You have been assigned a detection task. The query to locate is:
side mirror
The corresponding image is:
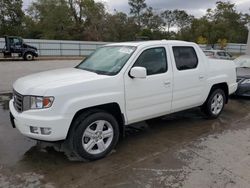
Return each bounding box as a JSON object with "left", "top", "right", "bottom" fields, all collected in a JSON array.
[{"left": 130, "top": 67, "right": 147, "bottom": 79}]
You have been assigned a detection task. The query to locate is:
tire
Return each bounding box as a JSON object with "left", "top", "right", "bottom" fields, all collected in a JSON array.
[
  {"left": 202, "top": 89, "right": 226, "bottom": 119},
  {"left": 24, "top": 52, "right": 34, "bottom": 61},
  {"left": 69, "top": 111, "right": 120, "bottom": 161}
]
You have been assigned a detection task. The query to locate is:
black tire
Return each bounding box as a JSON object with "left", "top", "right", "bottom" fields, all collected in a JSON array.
[
  {"left": 202, "top": 89, "right": 226, "bottom": 119},
  {"left": 69, "top": 111, "right": 120, "bottom": 161},
  {"left": 24, "top": 52, "right": 34, "bottom": 61}
]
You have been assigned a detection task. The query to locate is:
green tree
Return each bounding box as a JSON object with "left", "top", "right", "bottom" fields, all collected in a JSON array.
[
  {"left": 128, "top": 0, "right": 147, "bottom": 27},
  {"left": 104, "top": 12, "right": 138, "bottom": 41},
  {"left": 173, "top": 10, "right": 194, "bottom": 30},
  {"left": 81, "top": 0, "right": 106, "bottom": 41},
  {"left": 67, "top": 0, "right": 106, "bottom": 40},
  {"left": 141, "top": 7, "right": 163, "bottom": 31},
  {"left": 171, "top": 10, "right": 194, "bottom": 40},
  {"left": 1, "top": 0, "right": 248, "bottom": 44},
  {"left": 27, "top": 0, "right": 72, "bottom": 39},
  {"left": 206, "top": 1, "right": 248, "bottom": 44},
  {"left": 0, "top": 0, "right": 24, "bottom": 36},
  {"left": 27, "top": 0, "right": 107, "bottom": 40},
  {"left": 197, "top": 36, "right": 208, "bottom": 44},
  {"left": 161, "top": 10, "right": 176, "bottom": 33},
  {"left": 183, "top": 1, "right": 249, "bottom": 45}
]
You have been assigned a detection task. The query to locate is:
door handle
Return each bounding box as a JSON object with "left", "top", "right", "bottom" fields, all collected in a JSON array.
[
  {"left": 199, "top": 75, "right": 205, "bottom": 80},
  {"left": 164, "top": 81, "right": 171, "bottom": 86}
]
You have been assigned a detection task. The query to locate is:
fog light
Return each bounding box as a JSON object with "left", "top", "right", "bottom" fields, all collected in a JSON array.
[
  {"left": 40, "top": 128, "right": 52, "bottom": 135},
  {"left": 30, "top": 126, "right": 39, "bottom": 134}
]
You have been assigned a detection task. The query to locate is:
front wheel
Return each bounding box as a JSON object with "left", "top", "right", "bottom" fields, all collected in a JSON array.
[
  {"left": 70, "top": 111, "right": 120, "bottom": 161},
  {"left": 24, "top": 52, "right": 34, "bottom": 61},
  {"left": 202, "top": 89, "right": 226, "bottom": 119}
]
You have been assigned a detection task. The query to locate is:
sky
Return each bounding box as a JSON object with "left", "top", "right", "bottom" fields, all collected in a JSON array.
[{"left": 23, "top": 0, "right": 250, "bottom": 18}]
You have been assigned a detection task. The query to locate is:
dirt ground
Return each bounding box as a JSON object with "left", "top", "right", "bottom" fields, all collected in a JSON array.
[{"left": 0, "top": 92, "right": 250, "bottom": 188}]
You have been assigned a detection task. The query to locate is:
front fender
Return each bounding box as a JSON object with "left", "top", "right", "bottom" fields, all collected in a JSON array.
[{"left": 60, "top": 92, "right": 126, "bottom": 120}]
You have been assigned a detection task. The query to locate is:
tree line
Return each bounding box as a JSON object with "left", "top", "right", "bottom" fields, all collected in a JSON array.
[{"left": 0, "top": 0, "right": 249, "bottom": 45}]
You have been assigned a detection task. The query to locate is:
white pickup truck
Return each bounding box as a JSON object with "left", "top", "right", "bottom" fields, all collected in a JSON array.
[{"left": 9, "top": 40, "right": 237, "bottom": 160}]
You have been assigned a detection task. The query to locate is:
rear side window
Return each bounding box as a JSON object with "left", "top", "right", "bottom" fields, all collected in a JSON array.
[
  {"left": 217, "top": 52, "right": 227, "bottom": 57},
  {"left": 133, "top": 47, "right": 167, "bottom": 75},
  {"left": 173, "top": 47, "right": 198, "bottom": 71},
  {"left": 204, "top": 51, "right": 214, "bottom": 57}
]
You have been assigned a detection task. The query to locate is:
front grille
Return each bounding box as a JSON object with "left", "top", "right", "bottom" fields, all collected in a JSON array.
[{"left": 13, "top": 90, "right": 23, "bottom": 113}]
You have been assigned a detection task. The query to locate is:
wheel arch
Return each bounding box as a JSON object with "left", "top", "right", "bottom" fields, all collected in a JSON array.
[
  {"left": 66, "top": 103, "right": 125, "bottom": 140},
  {"left": 206, "top": 82, "right": 229, "bottom": 104},
  {"left": 22, "top": 50, "right": 36, "bottom": 58}
]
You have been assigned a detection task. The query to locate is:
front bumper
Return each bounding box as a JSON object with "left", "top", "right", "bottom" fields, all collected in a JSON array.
[{"left": 9, "top": 99, "right": 72, "bottom": 141}]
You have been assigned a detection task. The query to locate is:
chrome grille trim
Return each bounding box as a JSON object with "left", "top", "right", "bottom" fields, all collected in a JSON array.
[{"left": 13, "top": 90, "right": 23, "bottom": 113}]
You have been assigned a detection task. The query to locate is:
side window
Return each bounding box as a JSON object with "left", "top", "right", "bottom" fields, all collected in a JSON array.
[
  {"left": 173, "top": 47, "right": 198, "bottom": 71},
  {"left": 9, "top": 38, "right": 14, "bottom": 45},
  {"left": 133, "top": 47, "right": 167, "bottom": 75},
  {"left": 13, "top": 38, "right": 21, "bottom": 45},
  {"left": 217, "top": 52, "right": 226, "bottom": 57},
  {"left": 13, "top": 38, "right": 22, "bottom": 46},
  {"left": 204, "top": 51, "right": 214, "bottom": 57}
]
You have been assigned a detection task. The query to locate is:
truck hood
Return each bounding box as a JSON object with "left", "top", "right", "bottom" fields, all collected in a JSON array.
[
  {"left": 23, "top": 43, "right": 37, "bottom": 51},
  {"left": 13, "top": 68, "right": 107, "bottom": 95}
]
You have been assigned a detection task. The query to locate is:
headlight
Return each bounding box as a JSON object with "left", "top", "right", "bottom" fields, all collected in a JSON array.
[
  {"left": 30, "top": 96, "right": 43, "bottom": 109},
  {"left": 23, "top": 96, "right": 54, "bottom": 111},
  {"left": 241, "top": 79, "right": 250, "bottom": 85}
]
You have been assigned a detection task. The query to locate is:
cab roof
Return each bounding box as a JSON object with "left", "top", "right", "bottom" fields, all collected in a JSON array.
[{"left": 106, "top": 40, "right": 195, "bottom": 48}]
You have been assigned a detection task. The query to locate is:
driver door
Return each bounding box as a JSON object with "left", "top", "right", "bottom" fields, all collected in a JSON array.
[
  {"left": 124, "top": 46, "right": 173, "bottom": 124},
  {"left": 9, "top": 37, "right": 22, "bottom": 54}
]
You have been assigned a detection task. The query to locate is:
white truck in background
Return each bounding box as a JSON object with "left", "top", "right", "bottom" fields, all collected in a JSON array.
[{"left": 9, "top": 40, "right": 237, "bottom": 161}]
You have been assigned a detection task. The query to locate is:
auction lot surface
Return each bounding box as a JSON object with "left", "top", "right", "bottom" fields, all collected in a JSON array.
[
  {"left": 0, "top": 59, "right": 81, "bottom": 93},
  {"left": 1, "top": 61, "right": 250, "bottom": 188}
]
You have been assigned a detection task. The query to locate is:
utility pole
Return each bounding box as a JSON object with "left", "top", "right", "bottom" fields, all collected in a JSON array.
[{"left": 247, "top": 23, "right": 250, "bottom": 55}]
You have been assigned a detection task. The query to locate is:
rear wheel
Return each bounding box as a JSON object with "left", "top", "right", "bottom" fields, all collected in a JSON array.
[
  {"left": 202, "top": 89, "right": 226, "bottom": 119},
  {"left": 24, "top": 52, "right": 34, "bottom": 61},
  {"left": 69, "top": 111, "right": 120, "bottom": 161}
]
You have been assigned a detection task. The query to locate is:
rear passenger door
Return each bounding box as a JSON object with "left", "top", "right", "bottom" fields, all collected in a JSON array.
[{"left": 170, "top": 45, "right": 206, "bottom": 112}]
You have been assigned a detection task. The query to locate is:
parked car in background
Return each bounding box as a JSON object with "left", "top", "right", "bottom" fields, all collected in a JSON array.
[
  {"left": 234, "top": 55, "right": 250, "bottom": 97},
  {"left": 203, "top": 50, "right": 233, "bottom": 60},
  {"left": 9, "top": 40, "right": 237, "bottom": 161}
]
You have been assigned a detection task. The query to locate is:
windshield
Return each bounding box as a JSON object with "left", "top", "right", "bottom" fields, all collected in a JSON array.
[
  {"left": 234, "top": 55, "right": 250, "bottom": 68},
  {"left": 77, "top": 46, "right": 136, "bottom": 75}
]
